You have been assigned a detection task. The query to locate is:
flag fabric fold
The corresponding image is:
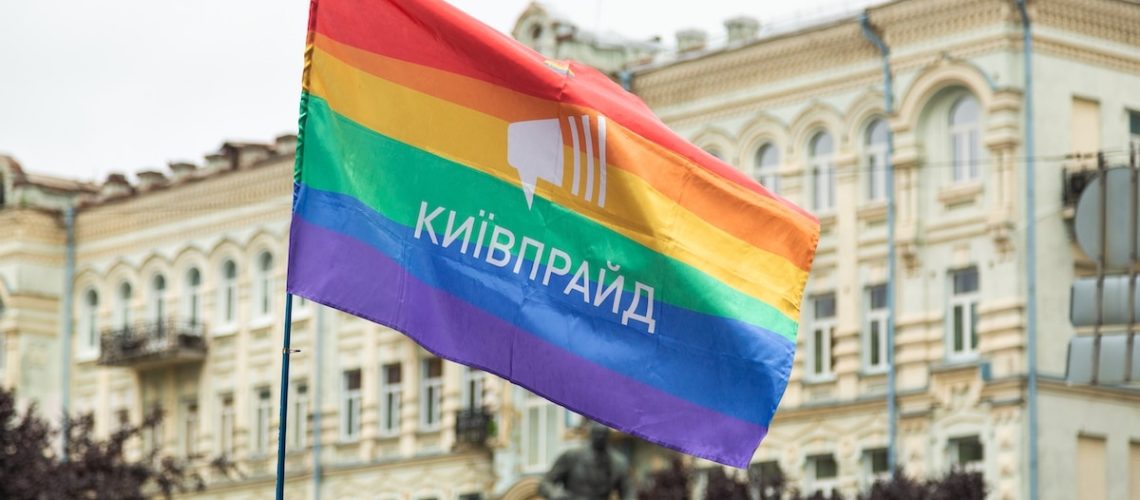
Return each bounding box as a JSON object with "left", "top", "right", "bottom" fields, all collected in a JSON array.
[{"left": 288, "top": 0, "right": 819, "bottom": 468}]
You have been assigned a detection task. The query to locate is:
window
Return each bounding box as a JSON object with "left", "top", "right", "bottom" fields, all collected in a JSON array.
[
  {"left": 749, "top": 461, "right": 783, "bottom": 499},
  {"left": 420, "top": 358, "right": 443, "bottom": 431},
  {"left": 704, "top": 147, "right": 723, "bottom": 160},
  {"left": 864, "top": 285, "right": 888, "bottom": 373},
  {"left": 461, "top": 367, "right": 485, "bottom": 410},
  {"left": 80, "top": 289, "right": 99, "bottom": 355},
  {"left": 949, "top": 95, "right": 981, "bottom": 182},
  {"left": 150, "top": 274, "right": 166, "bottom": 333},
  {"left": 144, "top": 402, "right": 164, "bottom": 453},
  {"left": 948, "top": 436, "right": 984, "bottom": 473},
  {"left": 948, "top": 267, "right": 980, "bottom": 360},
  {"left": 806, "top": 454, "right": 839, "bottom": 495},
  {"left": 341, "top": 369, "right": 362, "bottom": 441},
  {"left": 254, "top": 387, "right": 272, "bottom": 454},
  {"left": 380, "top": 363, "right": 402, "bottom": 436},
  {"left": 219, "top": 394, "right": 235, "bottom": 457},
  {"left": 184, "top": 268, "right": 202, "bottom": 327},
  {"left": 219, "top": 260, "right": 237, "bottom": 326},
  {"left": 457, "top": 494, "right": 484, "bottom": 500},
  {"left": 809, "top": 132, "right": 836, "bottom": 213},
  {"left": 1129, "top": 110, "right": 1139, "bottom": 164},
  {"left": 115, "top": 282, "right": 132, "bottom": 331},
  {"left": 290, "top": 382, "right": 309, "bottom": 449},
  {"left": 180, "top": 400, "right": 199, "bottom": 457},
  {"left": 863, "top": 448, "right": 889, "bottom": 487},
  {"left": 522, "top": 391, "right": 563, "bottom": 472},
  {"left": 806, "top": 293, "right": 836, "bottom": 379},
  {"left": 256, "top": 252, "right": 273, "bottom": 319},
  {"left": 1077, "top": 435, "right": 1107, "bottom": 500},
  {"left": 865, "top": 119, "right": 889, "bottom": 201},
  {"left": 753, "top": 143, "right": 780, "bottom": 193}
]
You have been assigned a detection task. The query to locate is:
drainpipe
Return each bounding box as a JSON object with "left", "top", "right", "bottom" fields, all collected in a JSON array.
[
  {"left": 312, "top": 304, "right": 325, "bottom": 500},
  {"left": 61, "top": 203, "right": 76, "bottom": 460},
  {"left": 859, "top": 12, "right": 898, "bottom": 477},
  {"left": 619, "top": 70, "right": 632, "bottom": 92},
  {"left": 1015, "top": 1, "right": 1039, "bottom": 499}
]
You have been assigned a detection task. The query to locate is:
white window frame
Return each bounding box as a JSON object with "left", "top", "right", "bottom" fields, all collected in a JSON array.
[
  {"left": 218, "top": 260, "right": 238, "bottom": 328},
  {"left": 865, "top": 119, "right": 889, "bottom": 202},
  {"left": 950, "top": 95, "right": 981, "bottom": 183},
  {"left": 521, "top": 391, "right": 563, "bottom": 473},
  {"left": 255, "top": 252, "right": 274, "bottom": 320},
  {"left": 864, "top": 284, "right": 888, "bottom": 374},
  {"left": 254, "top": 387, "right": 272, "bottom": 455},
  {"left": 341, "top": 369, "right": 362, "bottom": 441},
  {"left": 948, "top": 435, "right": 985, "bottom": 474},
  {"left": 805, "top": 293, "right": 836, "bottom": 381},
  {"left": 184, "top": 268, "right": 202, "bottom": 327},
  {"left": 809, "top": 132, "right": 836, "bottom": 213},
  {"left": 380, "top": 362, "right": 402, "bottom": 437},
  {"left": 753, "top": 143, "right": 780, "bottom": 194},
  {"left": 806, "top": 454, "right": 839, "bottom": 495},
  {"left": 290, "top": 381, "right": 309, "bottom": 449},
  {"left": 180, "top": 399, "right": 199, "bottom": 458},
  {"left": 419, "top": 358, "right": 443, "bottom": 432},
  {"left": 947, "top": 267, "right": 980, "bottom": 361},
  {"left": 861, "top": 448, "right": 890, "bottom": 489},
  {"left": 219, "top": 393, "right": 235, "bottom": 457},
  {"left": 149, "top": 274, "right": 166, "bottom": 329},
  {"left": 461, "top": 367, "right": 485, "bottom": 410}
]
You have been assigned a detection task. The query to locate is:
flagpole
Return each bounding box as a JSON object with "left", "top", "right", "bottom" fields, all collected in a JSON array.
[{"left": 274, "top": 293, "right": 295, "bottom": 499}]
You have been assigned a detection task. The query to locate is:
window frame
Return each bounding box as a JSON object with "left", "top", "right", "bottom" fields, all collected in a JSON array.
[
  {"left": 753, "top": 142, "right": 781, "bottom": 194},
  {"left": 521, "top": 390, "right": 563, "bottom": 473},
  {"left": 184, "top": 267, "right": 202, "bottom": 327},
  {"left": 806, "top": 453, "right": 839, "bottom": 495},
  {"left": 115, "top": 281, "right": 133, "bottom": 331},
  {"left": 946, "top": 267, "right": 980, "bottom": 361},
  {"left": 805, "top": 293, "right": 836, "bottom": 381},
  {"left": 461, "top": 366, "right": 485, "bottom": 410},
  {"left": 255, "top": 251, "right": 274, "bottom": 320},
  {"left": 180, "top": 399, "right": 199, "bottom": 458},
  {"left": 948, "top": 435, "right": 985, "bottom": 474},
  {"left": 219, "top": 393, "right": 235, "bottom": 457},
  {"left": 218, "top": 260, "right": 238, "bottom": 327},
  {"left": 79, "top": 288, "right": 100, "bottom": 356},
  {"left": 809, "top": 131, "right": 836, "bottom": 214},
  {"left": 864, "top": 284, "right": 889, "bottom": 374},
  {"left": 949, "top": 95, "right": 981, "bottom": 183},
  {"left": 149, "top": 274, "right": 167, "bottom": 329},
  {"left": 341, "top": 368, "right": 363, "bottom": 441},
  {"left": 419, "top": 358, "right": 443, "bottom": 432},
  {"left": 380, "top": 362, "right": 403, "bottom": 437},
  {"left": 290, "top": 381, "right": 309, "bottom": 449},
  {"left": 254, "top": 386, "right": 272, "bottom": 455},
  {"left": 864, "top": 119, "right": 889, "bottom": 202}
]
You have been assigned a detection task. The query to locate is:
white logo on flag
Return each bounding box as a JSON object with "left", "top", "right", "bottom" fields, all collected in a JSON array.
[{"left": 507, "top": 115, "right": 607, "bottom": 209}]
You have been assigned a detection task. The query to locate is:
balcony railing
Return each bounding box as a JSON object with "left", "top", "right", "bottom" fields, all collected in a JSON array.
[
  {"left": 98, "top": 320, "right": 207, "bottom": 369},
  {"left": 455, "top": 407, "right": 493, "bottom": 447}
]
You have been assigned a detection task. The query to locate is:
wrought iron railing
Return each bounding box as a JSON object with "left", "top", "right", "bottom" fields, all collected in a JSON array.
[
  {"left": 98, "top": 320, "right": 207, "bottom": 367},
  {"left": 455, "top": 407, "right": 493, "bottom": 447}
]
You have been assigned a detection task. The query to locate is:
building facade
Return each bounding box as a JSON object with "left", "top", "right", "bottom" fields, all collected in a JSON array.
[{"left": 565, "top": 0, "right": 1138, "bottom": 498}]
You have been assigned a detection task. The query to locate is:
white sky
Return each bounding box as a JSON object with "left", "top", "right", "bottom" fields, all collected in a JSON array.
[{"left": 0, "top": 0, "right": 877, "bottom": 181}]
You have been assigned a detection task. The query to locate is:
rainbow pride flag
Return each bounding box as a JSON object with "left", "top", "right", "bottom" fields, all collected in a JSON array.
[{"left": 287, "top": 0, "right": 819, "bottom": 467}]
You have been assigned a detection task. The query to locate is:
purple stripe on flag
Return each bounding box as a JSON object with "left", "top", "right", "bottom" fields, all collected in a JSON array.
[{"left": 288, "top": 215, "right": 767, "bottom": 467}]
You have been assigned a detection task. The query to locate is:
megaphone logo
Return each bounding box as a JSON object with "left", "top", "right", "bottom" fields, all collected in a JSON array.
[{"left": 507, "top": 115, "right": 607, "bottom": 209}]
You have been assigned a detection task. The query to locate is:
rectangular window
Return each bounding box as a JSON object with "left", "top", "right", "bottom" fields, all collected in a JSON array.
[
  {"left": 219, "top": 394, "right": 235, "bottom": 457},
  {"left": 290, "top": 382, "right": 308, "bottom": 449},
  {"left": 420, "top": 358, "right": 443, "bottom": 431},
  {"left": 812, "top": 162, "right": 836, "bottom": 212},
  {"left": 181, "top": 400, "right": 199, "bottom": 457},
  {"left": 1130, "top": 110, "right": 1140, "bottom": 165},
  {"left": 949, "top": 435, "right": 984, "bottom": 473},
  {"left": 1077, "top": 435, "right": 1107, "bottom": 500},
  {"left": 1071, "top": 97, "right": 1101, "bottom": 168},
  {"left": 522, "top": 391, "right": 563, "bottom": 472},
  {"left": 255, "top": 387, "right": 272, "bottom": 454},
  {"left": 462, "top": 367, "right": 485, "bottom": 409},
  {"left": 807, "top": 454, "right": 839, "bottom": 495},
  {"left": 341, "top": 369, "right": 362, "bottom": 441},
  {"left": 380, "top": 363, "right": 402, "bottom": 437},
  {"left": 863, "top": 448, "right": 889, "bottom": 487},
  {"left": 807, "top": 293, "right": 836, "bottom": 379},
  {"left": 948, "top": 267, "right": 980, "bottom": 360},
  {"left": 866, "top": 146, "right": 887, "bottom": 202},
  {"left": 749, "top": 461, "right": 782, "bottom": 500},
  {"left": 865, "top": 285, "right": 888, "bottom": 373}
]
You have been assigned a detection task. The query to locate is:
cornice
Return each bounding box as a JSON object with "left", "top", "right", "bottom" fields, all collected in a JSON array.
[
  {"left": 1035, "top": 34, "right": 1140, "bottom": 74},
  {"left": 1035, "top": 0, "right": 1140, "bottom": 49}
]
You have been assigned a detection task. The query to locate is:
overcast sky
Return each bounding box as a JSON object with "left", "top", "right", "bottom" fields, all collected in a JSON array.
[{"left": 0, "top": 0, "right": 878, "bottom": 181}]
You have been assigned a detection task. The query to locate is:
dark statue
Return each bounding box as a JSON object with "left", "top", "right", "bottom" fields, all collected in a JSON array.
[{"left": 539, "top": 422, "right": 633, "bottom": 500}]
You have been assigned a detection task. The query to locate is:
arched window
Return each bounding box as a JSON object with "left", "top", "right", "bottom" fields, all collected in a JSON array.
[
  {"left": 809, "top": 131, "right": 835, "bottom": 212},
  {"left": 256, "top": 252, "right": 273, "bottom": 318},
  {"left": 865, "top": 119, "right": 889, "bottom": 201},
  {"left": 184, "top": 268, "right": 202, "bottom": 327},
  {"left": 753, "top": 143, "right": 780, "bottom": 193},
  {"left": 949, "top": 95, "right": 981, "bottom": 182},
  {"left": 150, "top": 274, "right": 166, "bottom": 327},
  {"left": 116, "top": 282, "right": 132, "bottom": 332},
  {"left": 704, "top": 147, "right": 723, "bottom": 160},
  {"left": 81, "top": 289, "right": 99, "bottom": 353},
  {"left": 219, "top": 260, "right": 237, "bottom": 325}
]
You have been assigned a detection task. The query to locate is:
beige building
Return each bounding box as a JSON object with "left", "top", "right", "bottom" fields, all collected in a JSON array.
[{"left": 520, "top": 0, "right": 1140, "bottom": 498}]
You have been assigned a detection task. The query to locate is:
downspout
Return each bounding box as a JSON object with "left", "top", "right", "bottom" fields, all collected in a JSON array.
[
  {"left": 859, "top": 12, "right": 898, "bottom": 477},
  {"left": 312, "top": 304, "right": 325, "bottom": 500},
  {"left": 619, "top": 69, "right": 632, "bottom": 92},
  {"left": 1015, "top": 2, "right": 1039, "bottom": 499},
  {"left": 61, "top": 203, "right": 75, "bottom": 460}
]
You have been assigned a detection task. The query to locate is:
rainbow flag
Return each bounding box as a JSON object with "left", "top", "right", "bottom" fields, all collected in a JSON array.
[{"left": 287, "top": 0, "right": 819, "bottom": 467}]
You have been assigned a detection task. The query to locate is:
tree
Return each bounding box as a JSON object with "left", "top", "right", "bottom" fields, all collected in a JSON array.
[{"left": 0, "top": 387, "right": 203, "bottom": 499}]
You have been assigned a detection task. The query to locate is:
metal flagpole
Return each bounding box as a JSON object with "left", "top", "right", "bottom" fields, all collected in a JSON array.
[{"left": 274, "top": 294, "right": 295, "bottom": 499}]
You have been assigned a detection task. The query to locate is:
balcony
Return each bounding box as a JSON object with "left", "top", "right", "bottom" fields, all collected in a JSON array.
[
  {"left": 98, "top": 321, "right": 207, "bottom": 369},
  {"left": 455, "top": 407, "right": 493, "bottom": 447}
]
